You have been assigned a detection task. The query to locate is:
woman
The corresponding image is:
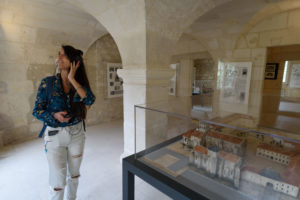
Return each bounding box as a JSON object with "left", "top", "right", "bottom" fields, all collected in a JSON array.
[{"left": 33, "top": 45, "right": 95, "bottom": 200}]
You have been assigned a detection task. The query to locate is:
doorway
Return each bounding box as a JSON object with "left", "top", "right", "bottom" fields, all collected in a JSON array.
[
  {"left": 192, "top": 59, "right": 214, "bottom": 113},
  {"left": 260, "top": 45, "right": 300, "bottom": 133}
]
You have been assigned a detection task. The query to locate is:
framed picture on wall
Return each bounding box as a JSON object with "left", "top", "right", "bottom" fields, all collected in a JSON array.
[
  {"left": 289, "top": 63, "right": 300, "bottom": 88},
  {"left": 169, "top": 63, "right": 179, "bottom": 96},
  {"left": 218, "top": 61, "right": 252, "bottom": 114},
  {"left": 107, "top": 63, "right": 123, "bottom": 98},
  {"left": 265, "top": 63, "right": 279, "bottom": 80}
]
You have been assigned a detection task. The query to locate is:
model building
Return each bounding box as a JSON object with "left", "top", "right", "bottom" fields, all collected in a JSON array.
[
  {"left": 205, "top": 132, "right": 247, "bottom": 156},
  {"left": 178, "top": 124, "right": 300, "bottom": 198},
  {"left": 189, "top": 145, "right": 242, "bottom": 187},
  {"left": 242, "top": 167, "right": 299, "bottom": 198},
  {"left": 182, "top": 129, "right": 205, "bottom": 148},
  {"left": 189, "top": 145, "right": 218, "bottom": 176},
  {"left": 256, "top": 142, "right": 293, "bottom": 165},
  {"left": 218, "top": 151, "right": 242, "bottom": 188}
]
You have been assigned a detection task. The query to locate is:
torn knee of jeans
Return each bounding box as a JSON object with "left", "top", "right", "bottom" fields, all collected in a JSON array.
[
  {"left": 72, "top": 154, "right": 82, "bottom": 158},
  {"left": 72, "top": 175, "right": 80, "bottom": 179},
  {"left": 54, "top": 188, "right": 63, "bottom": 191}
]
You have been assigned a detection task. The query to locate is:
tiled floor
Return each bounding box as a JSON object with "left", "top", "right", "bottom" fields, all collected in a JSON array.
[{"left": 0, "top": 120, "right": 171, "bottom": 200}]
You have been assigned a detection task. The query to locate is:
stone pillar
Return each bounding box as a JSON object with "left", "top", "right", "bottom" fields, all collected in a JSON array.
[
  {"left": 118, "top": 68, "right": 173, "bottom": 157},
  {"left": 176, "top": 59, "right": 194, "bottom": 115},
  {"left": 66, "top": 0, "right": 231, "bottom": 159},
  {"left": 169, "top": 59, "right": 194, "bottom": 116}
]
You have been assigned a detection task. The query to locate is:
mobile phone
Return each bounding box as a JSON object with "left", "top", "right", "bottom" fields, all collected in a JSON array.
[
  {"left": 64, "top": 114, "right": 72, "bottom": 118},
  {"left": 48, "top": 130, "right": 59, "bottom": 136}
]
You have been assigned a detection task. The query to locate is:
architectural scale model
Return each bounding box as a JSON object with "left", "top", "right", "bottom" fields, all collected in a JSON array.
[
  {"left": 242, "top": 166, "right": 300, "bottom": 198},
  {"left": 206, "top": 131, "right": 246, "bottom": 157},
  {"left": 183, "top": 126, "right": 247, "bottom": 156},
  {"left": 242, "top": 142, "right": 300, "bottom": 198},
  {"left": 189, "top": 145, "right": 242, "bottom": 188},
  {"left": 256, "top": 143, "right": 292, "bottom": 165},
  {"left": 217, "top": 150, "right": 241, "bottom": 188},
  {"left": 189, "top": 145, "right": 218, "bottom": 176},
  {"left": 182, "top": 125, "right": 300, "bottom": 198},
  {"left": 182, "top": 129, "right": 205, "bottom": 148},
  {"left": 185, "top": 124, "right": 244, "bottom": 188}
]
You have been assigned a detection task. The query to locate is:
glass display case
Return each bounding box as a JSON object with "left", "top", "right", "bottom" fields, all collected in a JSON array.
[{"left": 123, "top": 102, "right": 300, "bottom": 200}]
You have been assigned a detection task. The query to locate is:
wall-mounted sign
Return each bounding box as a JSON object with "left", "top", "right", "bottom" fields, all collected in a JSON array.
[
  {"left": 289, "top": 64, "right": 300, "bottom": 88},
  {"left": 107, "top": 63, "right": 123, "bottom": 98},
  {"left": 218, "top": 61, "right": 252, "bottom": 114},
  {"left": 265, "top": 63, "right": 279, "bottom": 80},
  {"left": 169, "top": 63, "right": 179, "bottom": 96}
]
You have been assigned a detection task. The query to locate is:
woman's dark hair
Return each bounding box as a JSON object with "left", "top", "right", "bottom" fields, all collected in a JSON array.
[{"left": 62, "top": 45, "right": 92, "bottom": 120}]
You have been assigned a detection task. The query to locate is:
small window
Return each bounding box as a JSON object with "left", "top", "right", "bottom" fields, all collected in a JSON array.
[{"left": 283, "top": 61, "right": 289, "bottom": 83}]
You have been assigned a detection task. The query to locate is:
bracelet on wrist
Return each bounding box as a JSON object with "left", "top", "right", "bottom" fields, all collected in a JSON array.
[{"left": 75, "top": 86, "right": 83, "bottom": 91}]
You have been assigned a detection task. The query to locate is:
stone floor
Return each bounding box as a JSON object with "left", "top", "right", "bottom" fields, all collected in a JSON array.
[{"left": 0, "top": 120, "right": 171, "bottom": 200}]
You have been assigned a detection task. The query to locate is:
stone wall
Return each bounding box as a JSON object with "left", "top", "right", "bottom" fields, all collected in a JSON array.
[
  {"left": 189, "top": 8, "right": 300, "bottom": 128},
  {"left": 194, "top": 59, "right": 214, "bottom": 81},
  {"left": 230, "top": 8, "right": 300, "bottom": 124},
  {"left": 260, "top": 45, "right": 300, "bottom": 132},
  {"left": 84, "top": 34, "right": 123, "bottom": 125},
  {"left": 169, "top": 51, "right": 212, "bottom": 115}
]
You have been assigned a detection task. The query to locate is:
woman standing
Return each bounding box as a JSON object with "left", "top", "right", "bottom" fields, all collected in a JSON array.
[{"left": 33, "top": 45, "right": 95, "bottom": 200}]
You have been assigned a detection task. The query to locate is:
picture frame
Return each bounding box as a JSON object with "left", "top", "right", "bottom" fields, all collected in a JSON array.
[
  {"left": 218, "top": 61, "right": 252, "bottom": 114},
  {"left": 289, "top": 63, "right": 300, "bottom": 88},
  {"left": 169, "top": 63, "right": 179, "bottom": 96},
  {"left": 107, "top": 63, "right": 123, "bottom": 98},
  {"left": 265, "top": 63, "right": 279, "bottom": 80}
]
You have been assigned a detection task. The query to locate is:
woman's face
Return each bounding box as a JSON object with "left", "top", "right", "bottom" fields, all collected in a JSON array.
[{"left": 57, "top": 48, "right": 71, "bottom": 70}]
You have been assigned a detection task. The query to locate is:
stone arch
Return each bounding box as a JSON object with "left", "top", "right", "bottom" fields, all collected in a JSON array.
[
  {"left": 239, "top": 0, "right": 300, "bottom": 38},
  {"left": 172, "top": 0, "right": 300, "bottom": 123},
  {"left": 0, "top": 0, "right": 109, "bottom": 145},
  {"left": 177, "top": 0, "right": 300, "bottom": 60},
  {"left": 84, "top": 34, "right": 123, "bottom": 125},
  {"left": 65, "top": 0, "right": 147, "bottom": 67},
  {"left": 236, "top": 6, "right": 300, "bottom": 49}
]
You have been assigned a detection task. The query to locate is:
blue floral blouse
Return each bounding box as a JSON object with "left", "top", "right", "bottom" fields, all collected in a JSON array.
[{"left": 32, "top": 74, "right": 95, "bottom": 128}]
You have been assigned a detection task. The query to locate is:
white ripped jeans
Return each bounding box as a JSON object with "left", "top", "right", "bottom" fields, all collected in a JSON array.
[{"left": 44, "top": 122, "right": 85, "bottom": 200}]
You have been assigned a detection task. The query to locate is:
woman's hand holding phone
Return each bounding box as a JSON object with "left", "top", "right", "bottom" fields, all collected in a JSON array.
[{"left": 54, "top": 111, "right": 71, "bottom": 123}]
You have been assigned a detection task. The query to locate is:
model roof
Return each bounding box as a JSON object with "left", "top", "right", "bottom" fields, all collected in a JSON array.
[
  {"left": 194, "top": 145, "right": 208, "bottom": 154},
  {"left": 242, "top": 166, "right": 260, "bottom": 174},
  {"left": 260, "top": 168, "right": 281, "bottom": 181},
  {"left": 257, "top": 143, "right": 295, "bottom": 156},
  {"left": 191, "top": 131, "right": 205, "bottom": 139},
  {"left": 183, "top": 129, "right": 205, "bottom": 139},
  {"left": 283, "top": 155, "right": 300, "bottom": 187},
  {"left": 207, "top": 131, "right": 244, "bottom": 144},
  {"left": 218, "top": 150, "right": 241, "bottom": 163},
  {"left": 208, "top": 145, "right": 219, "bottom": 152},
  {"left": 183, "top": 129, "right": 193, "bottom": 138},
  {"left": 243, "top": 156, "right": 300, "bottom": 187}
]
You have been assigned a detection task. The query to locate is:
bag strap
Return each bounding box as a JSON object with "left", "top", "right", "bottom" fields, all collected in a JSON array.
[
  {"left": 38, "top": 76, "right": 55, "bottom": 138},
  {"left": 83, "top": 120, "right": 86, "bottom": 132}
]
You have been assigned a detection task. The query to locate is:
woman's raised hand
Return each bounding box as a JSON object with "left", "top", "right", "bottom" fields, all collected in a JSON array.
[{"left": 68, "top": 61, "right": 80, "bottom": 81}]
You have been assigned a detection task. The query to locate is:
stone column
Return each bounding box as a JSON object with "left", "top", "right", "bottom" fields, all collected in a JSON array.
[
  {"left": 118, "top": 68, "right": 173, "bottom": 157},
  {"left": 176, "top": 59, "right": 194, "bottom": 115},
  {"left": 66, "top": 0, "right": 230, "bottom": 159}
]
